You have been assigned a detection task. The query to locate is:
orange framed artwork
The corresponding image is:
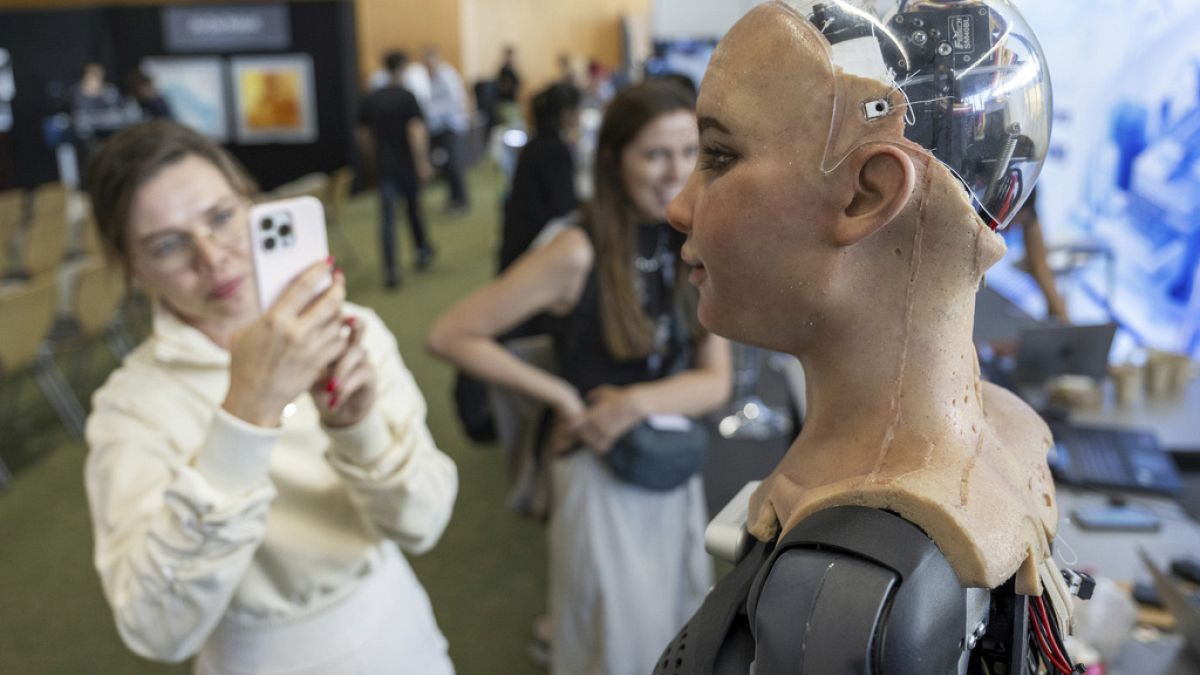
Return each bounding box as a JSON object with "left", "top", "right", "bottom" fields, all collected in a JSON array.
[{"left": 231, "top": 54, "right": 317, "bottom": 144}]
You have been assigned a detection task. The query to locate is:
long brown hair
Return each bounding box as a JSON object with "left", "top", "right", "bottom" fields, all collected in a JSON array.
[
  {"left": 584, "top": 80, "right": 703, "bottom": 360},
  {"left": 86, "top": 119, "right": 257, "bottom": 265}
]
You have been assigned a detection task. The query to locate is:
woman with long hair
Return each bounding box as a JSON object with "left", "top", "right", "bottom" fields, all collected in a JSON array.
[{"left": 429, "top": 81, "right": 731, "bottom": 674}]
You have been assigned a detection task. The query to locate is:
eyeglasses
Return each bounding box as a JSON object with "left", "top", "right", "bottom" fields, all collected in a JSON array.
[{"left": 136, "top": 200, "right": 249, "bottom": 275}]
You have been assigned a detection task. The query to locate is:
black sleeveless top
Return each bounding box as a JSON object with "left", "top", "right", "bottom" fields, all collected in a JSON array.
[{"left": 546, "top": 221, "right": 691, "bottom": 396}]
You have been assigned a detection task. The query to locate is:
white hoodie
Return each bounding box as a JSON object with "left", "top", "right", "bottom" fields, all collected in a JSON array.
[{"left": 84, "top": 303, "right": 458, "bottom": 663}]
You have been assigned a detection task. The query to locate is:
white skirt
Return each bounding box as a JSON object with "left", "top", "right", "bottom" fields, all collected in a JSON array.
[
  {"left": 194, "top": 546, "right": 453, "bottom": 675},
  {"left": 549, "top": 450, "right": 712, "bottom": 675}
]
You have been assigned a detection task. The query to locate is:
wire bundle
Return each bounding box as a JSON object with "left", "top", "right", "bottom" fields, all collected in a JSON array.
[
  {"left": 1027, "top": 593, "right": 1085, "bottom": 674},
  {"left": 987, "top": 167, "right": 1023, "bottom": 230}
]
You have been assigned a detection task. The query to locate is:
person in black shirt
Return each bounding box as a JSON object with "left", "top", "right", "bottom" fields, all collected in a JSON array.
[
  {"left": 498, "top": 83, "right": 581, "bottom": 272},
  {"left": 126, "top": 70, "right": 173, "bottom": 120},
  {"left": 359, "top": 51, "right": 435, "bottom": 289},
  {"left": 496, "top": 46, "right": 520, "bottom": 104},
  {"left": 72, "top": 62, "right": 134, "bottom": 181}
]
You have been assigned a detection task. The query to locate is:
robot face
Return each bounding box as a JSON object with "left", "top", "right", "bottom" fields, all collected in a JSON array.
[{"left": 778, "top": 0, "right": 1052, "bottom": 230}]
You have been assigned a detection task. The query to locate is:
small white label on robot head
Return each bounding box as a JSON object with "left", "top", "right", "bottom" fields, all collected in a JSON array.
[{"left": 863, "top": 98, "right": 892, "bottom": 120}]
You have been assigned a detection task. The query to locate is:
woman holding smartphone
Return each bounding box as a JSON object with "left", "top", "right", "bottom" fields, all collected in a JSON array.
[
  {"left": 83, "top": 120, "right": 457, "bottom": 674},
  {"left": 428, "top": 81, "right": 732, "bottom": 675}
]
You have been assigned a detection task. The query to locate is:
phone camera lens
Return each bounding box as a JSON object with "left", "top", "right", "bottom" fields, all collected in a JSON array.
[
  {"left": 279, "top": 224, "right": 293, "bottom": 238},
  {"left": 260, "top": 217, "right": 274, "bottom": 231},
  {"left": 263, "top": 237, "right": 276, "bottom": 251}
]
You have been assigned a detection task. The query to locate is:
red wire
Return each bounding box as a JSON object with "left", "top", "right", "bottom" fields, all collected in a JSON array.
[
  {"left": 1000, "top": 170, "right": 1020, "bottom": 216},
  {"left": 988, "top": 170, "right": 1022, "bottom": 231},
  {"left": 1035, "top": 596, "right": 1073, "bottom": 671},
  {"left": 1028, "top": 603, "right": 1072, "bottom": 674},
  {"left": 1038, "top": 605, "right": 1073, "bottom": 674}
]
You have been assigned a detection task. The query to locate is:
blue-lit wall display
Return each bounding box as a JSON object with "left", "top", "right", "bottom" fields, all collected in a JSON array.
[
  {"left": 993, "top": 0, "right": 1200, "bottom": 360},
  {"left": 644, "top": 39, "right": 717, "bottom": 92}
]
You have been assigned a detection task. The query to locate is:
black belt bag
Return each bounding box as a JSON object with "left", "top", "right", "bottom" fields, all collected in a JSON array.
[{"left": 605, "top": 417, "right": 708, "bottom": 491}]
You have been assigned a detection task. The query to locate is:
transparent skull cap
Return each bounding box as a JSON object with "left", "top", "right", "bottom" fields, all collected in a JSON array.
[{"left": 778, "top": 0, "right": 1052, "bottom": 230}]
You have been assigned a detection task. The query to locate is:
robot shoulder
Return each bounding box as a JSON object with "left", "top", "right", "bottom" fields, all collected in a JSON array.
[{"left": 747, "top": 505, "right": 980, "bottom": 675}]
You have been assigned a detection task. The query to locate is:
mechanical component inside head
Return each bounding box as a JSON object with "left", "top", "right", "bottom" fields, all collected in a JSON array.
[{"left": 784, "top": 0, "right": 1052, "bottom": 230}]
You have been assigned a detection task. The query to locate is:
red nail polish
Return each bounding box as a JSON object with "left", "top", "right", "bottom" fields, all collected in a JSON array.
[
  {"left": 326, "top": 378, "right": 337, "bottom": 393},
  {"left": 329, "top": 393, "right": 338, "bottom": 408},
  {"left": 346, "top": 316, "right": 358, "bottom": 327},
  {"left": 326, "top": 255, "right": 335, "bottom": 265}
]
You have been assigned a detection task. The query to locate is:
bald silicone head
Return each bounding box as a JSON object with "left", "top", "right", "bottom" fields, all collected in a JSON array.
[
  {"left": 680, "top": 3, "right": 1061, "bottom": 600},
  {"left": 672, "top": 2, "right": 1002, "bottom": 354},
  {"left": 701, "top": 3, "right": 837, "bottom": 176}
]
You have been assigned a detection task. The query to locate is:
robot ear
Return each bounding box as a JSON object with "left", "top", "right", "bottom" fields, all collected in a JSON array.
[{"left": 831, "top": 143, "right": 914, "bottom": 248}]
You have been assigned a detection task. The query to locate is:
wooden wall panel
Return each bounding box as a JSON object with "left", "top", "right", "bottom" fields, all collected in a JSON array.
[
  {"left": 354, "top": 0, "right": 462, "bottom": 83},
  {"left": 458, "top": 0, "right": 651, "bottom": 102}
]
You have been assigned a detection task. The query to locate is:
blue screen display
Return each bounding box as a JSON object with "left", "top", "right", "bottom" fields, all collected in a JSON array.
[
  {"left": 993, "top": 0, "right": 1200, "bottom": 360},
  {"left": 644, "top": 39, "right": 718, "bottom": 94}
]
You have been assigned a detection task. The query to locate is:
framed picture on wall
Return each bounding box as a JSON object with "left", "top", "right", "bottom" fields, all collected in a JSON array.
[
  {"left": 230, "top": 54, "right": 317, "bottom": 144},
  {"left": 141, "top": 57, "right": 228, "bottom": 141}
]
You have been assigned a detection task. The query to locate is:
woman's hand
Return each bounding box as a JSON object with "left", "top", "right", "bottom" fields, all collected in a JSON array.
[
  {"left": 311, "top": 316, "right": 376, "bottom": 428},
  {"left": 573, "top": 385, "right": 646, "bottom": 455},
  {"left": 546, "top": 383, "right": 586, "bottom": 455},
  {"left": 222, "top": 260, "right": 347, "bottom": 427}
]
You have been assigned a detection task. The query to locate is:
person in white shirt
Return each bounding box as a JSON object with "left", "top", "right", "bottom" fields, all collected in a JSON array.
[
  {"left": 422, "top": 47, "right": 471, "bottom": 213},
  {"left": 82, "top": 119, "right": 458, "bottom": 675}
]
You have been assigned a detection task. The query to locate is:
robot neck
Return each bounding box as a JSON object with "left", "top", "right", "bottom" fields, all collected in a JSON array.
[
  {"left": 798, "top": 291, "right": 983, "bottom": 463},
  {"left": 796, "top": 165, "right": 1001, "bottom": 475}
]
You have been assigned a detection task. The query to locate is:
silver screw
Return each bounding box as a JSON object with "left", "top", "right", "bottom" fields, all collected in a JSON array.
[
  {"left": 966, "top": 621, "right": 987, "bottom": 650},
  {"left": 913, "top": 31, "right": 929, "bottom": 46},
  {"left": 938, "top": 43, "right": 953, "bottom": 56}
]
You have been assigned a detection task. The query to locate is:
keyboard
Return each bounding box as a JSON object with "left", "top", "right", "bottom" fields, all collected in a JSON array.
[{"left": 1047, "top": 422, "right": 1184, "bottom": 495}]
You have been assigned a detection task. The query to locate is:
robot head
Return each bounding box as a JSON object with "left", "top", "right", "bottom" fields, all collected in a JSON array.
[{"left": 777, "top": 0, "right": 1051, "bottom": 230}]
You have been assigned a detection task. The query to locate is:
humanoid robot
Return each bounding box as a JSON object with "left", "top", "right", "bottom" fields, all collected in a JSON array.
[{"left": 656, "top": 1, "right": 1093, "bottom": 673}]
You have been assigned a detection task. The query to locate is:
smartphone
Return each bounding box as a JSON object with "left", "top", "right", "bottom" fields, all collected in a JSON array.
[
  {"left": 1072, "top": 506, "right": 1161, "bottom": 532},
  {"left": 248, "top": 196, "right": 330, "bottom": 311}
]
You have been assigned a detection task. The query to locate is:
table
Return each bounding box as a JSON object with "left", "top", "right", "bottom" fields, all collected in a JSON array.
[
  {"left": 1056, "top": 485, "right": 1200, "bottom": 674},
  {"left": 1068, "top": 376, "right": 1200, "bottom": 454}
]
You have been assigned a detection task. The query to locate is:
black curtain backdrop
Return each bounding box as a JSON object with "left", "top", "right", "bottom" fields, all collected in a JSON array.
[
  {"left": 0, "top": 1, "right": 359, "bottom": 191},
  {"left": 0, "top": 9, "right": 113, "bottom": 189}
]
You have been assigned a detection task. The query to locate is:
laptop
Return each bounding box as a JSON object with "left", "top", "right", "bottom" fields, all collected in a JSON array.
[
  {"left": 1013, "top": 322, "right": 1118, "bottom": 383},
  {"left": 973, "top": 287, "right": 1043, "bottom": 346},
  {"left": 1047, "top": 421, "right": 1184, "bottom": 496}
]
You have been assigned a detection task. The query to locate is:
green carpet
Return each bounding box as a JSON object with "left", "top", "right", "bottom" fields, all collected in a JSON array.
[{"left": 0, "top": 167, "right": 548, "bottom": 675}]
